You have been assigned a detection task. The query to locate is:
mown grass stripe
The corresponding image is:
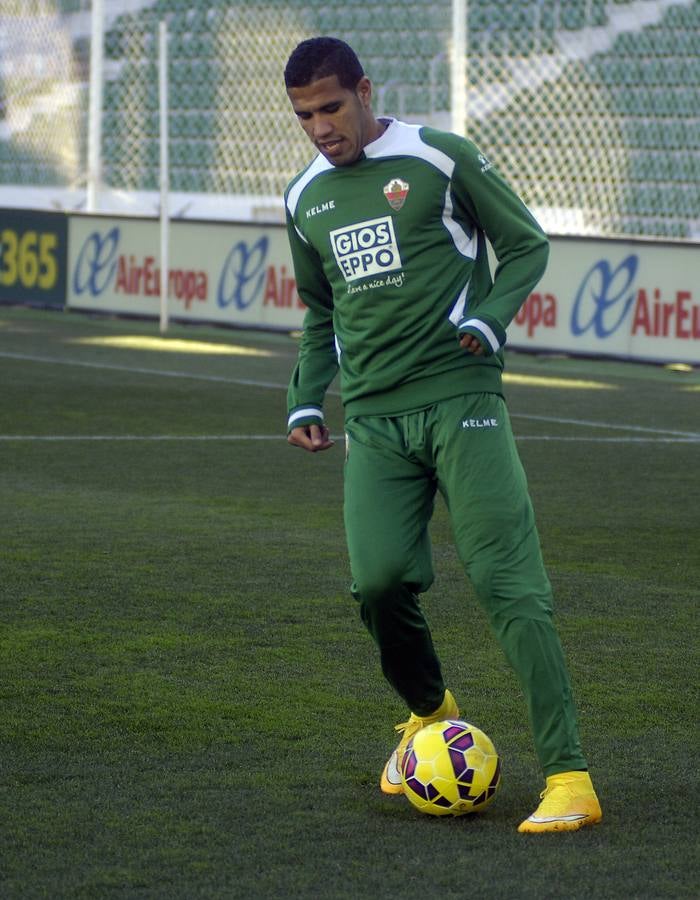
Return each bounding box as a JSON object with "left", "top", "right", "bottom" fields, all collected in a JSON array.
[{"left": 2, "top": 350, "right": 695, "bottom": 438}]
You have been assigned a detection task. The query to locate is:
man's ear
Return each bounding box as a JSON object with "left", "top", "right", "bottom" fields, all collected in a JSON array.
[{"left": 356, "top": 76, "right": 372, "bottom": 108}]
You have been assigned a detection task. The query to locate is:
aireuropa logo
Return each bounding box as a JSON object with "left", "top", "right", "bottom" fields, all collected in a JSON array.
[
  {"left": 571, "top": 255, "right": 638, "bottom": 338},
  {"left": 218, "top": 236, "right": 268, "bottom": 310},
  {"left": 329, "top": 215, "right": 402, "bottom": 282},
  {"left": 571, "top": 253, "right": 699, "bottom": 341},
  {"left": 73, "top": 226, "right": 120, "bottom": 296}
]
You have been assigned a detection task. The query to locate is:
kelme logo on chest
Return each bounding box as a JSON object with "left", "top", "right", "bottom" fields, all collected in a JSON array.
[{"left": 329, "top": 215, "right": 402, "bottom": 283}]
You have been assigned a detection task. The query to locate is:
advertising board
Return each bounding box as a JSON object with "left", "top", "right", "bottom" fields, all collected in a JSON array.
[
  {"left": 508, "top": 237, "right": 699, "bottom": 364},
  {"left": 0, "top": 208, "right": 67, "bottom": 307},
  {"left": 67, "top": 215, "right": 305, "bottom": 330},
  {"left": 67, "top": 213, "right": 699, "bottom": 364}
]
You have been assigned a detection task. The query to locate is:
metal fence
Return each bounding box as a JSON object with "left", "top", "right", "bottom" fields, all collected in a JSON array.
[{"left": 0, "top": 0, "right": 698, "bottom": 238}]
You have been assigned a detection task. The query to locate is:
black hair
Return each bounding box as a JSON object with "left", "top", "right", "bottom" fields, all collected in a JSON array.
[{"left": 284, "top": 37, "right": 365, "bottom": 91}]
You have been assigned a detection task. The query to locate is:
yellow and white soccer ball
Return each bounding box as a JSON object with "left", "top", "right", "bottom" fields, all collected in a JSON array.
[{"left": 400, "top": 719, "right": 501, "bottom": 816}]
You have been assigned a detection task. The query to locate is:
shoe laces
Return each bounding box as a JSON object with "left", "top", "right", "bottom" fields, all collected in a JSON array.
[
  {"left": 394, "top": 712, "right": 423, "bottom": 735},
  {"left": 540, "top": 771, "right": 589, "bottom": 802},
  {"left": 535, "top": 779, "right": 579, "bottom": 815}
]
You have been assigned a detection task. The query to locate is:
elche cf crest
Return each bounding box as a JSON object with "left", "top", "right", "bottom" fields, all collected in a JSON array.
[{"left": 383, "top": 178, "right": 409, "bottom": 211}]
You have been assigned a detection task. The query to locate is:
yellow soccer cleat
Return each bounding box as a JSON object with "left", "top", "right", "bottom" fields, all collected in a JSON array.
[
  {"left": 518, "top": 770, "right": 602, "bottom": 833},
  {"left": 380, "top": 689, "right": 459, "bottom": 795}
]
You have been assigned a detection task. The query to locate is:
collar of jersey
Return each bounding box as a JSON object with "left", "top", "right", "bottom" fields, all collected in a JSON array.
[{"left": 363, "top": 117, "right": 398, "bottom": 158}]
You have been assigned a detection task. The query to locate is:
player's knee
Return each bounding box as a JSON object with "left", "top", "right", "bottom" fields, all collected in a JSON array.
[
  {"left": 469, "top": 563, "right": 553, "bottom": 625},
  {"left": 352, "top": 547, "right": 433, "bottom": 598},
  {"left": 352, "top": 562, "right": 433, "bottom": 625},
  {"left": 353, "top": 577, "right": 431, "bottom": 651},
  {"left": 352, "top": 565, "right": 409, "bottom": 606}
]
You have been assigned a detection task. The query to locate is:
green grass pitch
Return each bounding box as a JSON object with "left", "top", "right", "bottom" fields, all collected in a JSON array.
[{"left": 1, "top": 305, "right": 698, "bottom": 898}]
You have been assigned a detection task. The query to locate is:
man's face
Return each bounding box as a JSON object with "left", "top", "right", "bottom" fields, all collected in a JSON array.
[{"left": 287, "top": 74, "right": 375, "bottom": 167}]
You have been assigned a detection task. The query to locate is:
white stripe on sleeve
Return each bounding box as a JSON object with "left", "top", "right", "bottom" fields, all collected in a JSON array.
[
  {"left": 448, "top": 281, "right": 470, "bottom": 325},
  {"left": 460, "top": 317, "right": 501, "bottom": 353},
  {"left": 442, "top": 185, "right": 478, "bottom": 260},
  {"left": 288, "top": 407, "right": 324, "bottom": 428}
]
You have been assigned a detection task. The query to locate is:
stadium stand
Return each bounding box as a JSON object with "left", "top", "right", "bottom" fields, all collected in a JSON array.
[{"left": 0, "top": 0, "right": 698, "bottom": 238}]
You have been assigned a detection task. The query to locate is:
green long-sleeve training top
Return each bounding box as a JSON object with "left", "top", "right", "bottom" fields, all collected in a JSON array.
[{"left": 285, "top": 118, "right": 549, "bottom": 432}]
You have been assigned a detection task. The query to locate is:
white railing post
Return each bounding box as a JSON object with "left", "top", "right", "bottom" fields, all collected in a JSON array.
[
  {"left": 451, "top": 0, "right": 467, "bottom": 136},
  {"left": 86, "top": 0, "right": 104, "bottom": 211},
  {"left": 159, "top": 19, "right": 169, "bottom": 334}
]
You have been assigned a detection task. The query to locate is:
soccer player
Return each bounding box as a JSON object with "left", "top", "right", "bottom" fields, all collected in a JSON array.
[{"left": 282, "top": 37, "right": 602, "bottom": 833}]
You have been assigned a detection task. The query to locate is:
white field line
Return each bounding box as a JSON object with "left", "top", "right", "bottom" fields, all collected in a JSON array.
[
  {"left": 0, "top": 434, "right": 697, "bottom": 445},
  {"left": 510, "top": 413, "right": 700, "bottom": 440},
  {"left": 514, "top": 435, "right": 699, "bottom": 444},
  {"left": 1, "top": 349, "right": 699, "bottom": 441},
  {"left": 0, "top": 434, "right": 283, "bottom": 441},
  {"left": 0, "top": 350, "right": 288, "bottom": 390}
]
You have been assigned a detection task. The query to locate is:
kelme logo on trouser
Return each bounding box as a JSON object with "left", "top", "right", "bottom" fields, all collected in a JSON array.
[{"left": 461, "top": 417, "right": 498, "bottom": 429}]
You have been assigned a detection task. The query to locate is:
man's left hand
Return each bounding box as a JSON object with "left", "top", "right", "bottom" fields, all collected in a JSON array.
[{"left": 459, "top": 333, "right": 485, "bottom": 355}]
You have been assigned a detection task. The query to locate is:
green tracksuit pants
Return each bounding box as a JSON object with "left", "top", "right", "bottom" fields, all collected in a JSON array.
[{"left": 344, "top": 392, "right": 587, "bottom": 776}]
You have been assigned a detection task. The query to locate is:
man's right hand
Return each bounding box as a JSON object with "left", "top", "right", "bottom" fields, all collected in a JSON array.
[{"left": 287, "top": 424, "right": 335, "bottom": 452}]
